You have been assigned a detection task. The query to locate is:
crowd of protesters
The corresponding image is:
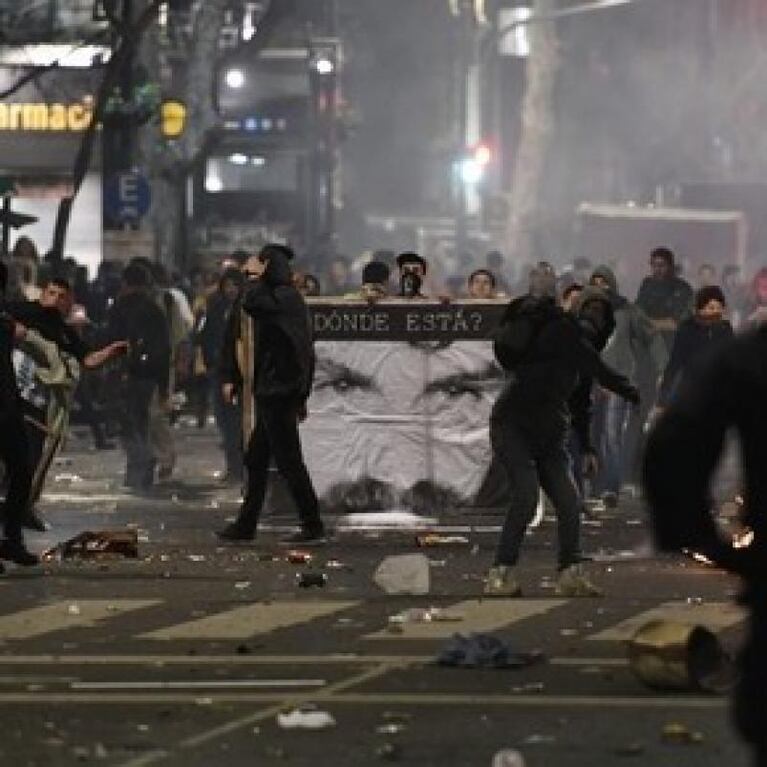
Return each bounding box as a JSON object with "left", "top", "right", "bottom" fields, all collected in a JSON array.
[{"left": 0, "top": 233, "right": 763, "bottom": 536}]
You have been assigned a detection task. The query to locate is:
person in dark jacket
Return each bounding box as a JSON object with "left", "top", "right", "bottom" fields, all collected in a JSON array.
[
  {"left": 655, "top": 285, "right": 733, "bottom": 410},
  {"left": 485, "top": 292, "right": 639, "bottom": 597},
  {"left": 636, "top": 247, "right": 694, "bottom": 351},
  {"left": 107, "top": 263, "right": 171, "bottom": 492},
  {"left": 632, "top": 247, "right": 693, "bottom": 485},
  {"left": 589, "top": 264, "right": 667, "bottom": 505},
  {"left": 195, "top": 268, "right": 244, "bottom": 482},
  {"left": 0, "top": 262, "right": 39, "bottom": 568},
  {"left": 643, "top": 328, "right": 766, "bottom": 767},
  {"left": 217, "top": 244, "right": 325, "bottom": 545}
]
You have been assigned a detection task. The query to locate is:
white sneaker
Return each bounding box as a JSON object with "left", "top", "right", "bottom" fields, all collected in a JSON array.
[
  {"left": 484, "top": 565, "right": 522, "bottom": 597},
  {"left": 555, "top": 563, "right": 603, "bottom": 597}
]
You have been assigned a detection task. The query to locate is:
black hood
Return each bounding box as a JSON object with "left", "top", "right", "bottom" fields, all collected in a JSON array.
[
  {"left": 263, "top": 250, "right": 292, "bottom": 287},
  {"left": 591, "top": 264, "right": 627, "bottom": 309},
  {"left": 575, "top": 287, "right": 616, "bottom": 351}
]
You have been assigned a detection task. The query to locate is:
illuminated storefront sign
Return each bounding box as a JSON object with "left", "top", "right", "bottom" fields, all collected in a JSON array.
[{"left": 0, "top": 99, "right": 93, "bottom": 132}]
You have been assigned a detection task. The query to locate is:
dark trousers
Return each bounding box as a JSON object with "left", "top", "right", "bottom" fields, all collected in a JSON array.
[
  {"left": 491, "top": 417, "right": 581, "bottom": 569},
  {"left": 190, "top": 373, "right": 209, "bottom": 429},
  {"left": 566, "top": 429, "right": 585, "bottom": 498},
  {"left": 211, "top": 376, "right": 242, "bottom": 478},
  {"left": 0, "top": 412, "right": 31, "bottom": 543},
  {"left": 75, "top": 374, "right": 108, "bottom": 448},
  {"left": 236, "top": 396, "right": 322, "bottom": 533},
  {"left": 624, "top": 370, "right": 657, "bottom": 485},
  {"left": 120, "top": 377, "right": 156, "bottom": 489},
  {"left": 595, "top": 390, "right": 631, "bottom": 494},
  {"left": 734, "top": 591, "right": 767, "bottom": 766}
]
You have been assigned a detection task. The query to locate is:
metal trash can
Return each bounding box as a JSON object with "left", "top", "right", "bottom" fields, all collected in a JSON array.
[{"left": 628, "top": 619, "right": 734, "bottom": 693}]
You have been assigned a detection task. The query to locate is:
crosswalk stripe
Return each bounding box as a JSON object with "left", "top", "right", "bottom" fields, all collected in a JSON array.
[
  {"left": 365, "top": 599, "right": 568, "bottom": 641},
  {"left": 587, "top": 601, "right": 746, "bottom": 641},
  {"left": 139, "top": 601, "right": 357, "bottom": 640},
  {"left": 0, "top": 600, "right": 161, "bottom": 640}
]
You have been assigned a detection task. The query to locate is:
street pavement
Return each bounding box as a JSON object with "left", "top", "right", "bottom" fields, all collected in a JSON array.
[{"left": 0, "top": 421, "right": 752, "bottom": 767}]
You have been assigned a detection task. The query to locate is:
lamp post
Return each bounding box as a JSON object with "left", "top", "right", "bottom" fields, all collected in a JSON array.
[{"left": 454, "top": 0, "right": 474, "bottom": 260}]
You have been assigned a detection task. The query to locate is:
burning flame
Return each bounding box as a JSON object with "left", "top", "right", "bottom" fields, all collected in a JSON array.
[{"left": 732, "top": 528, "right": 754, "bottom": 550}]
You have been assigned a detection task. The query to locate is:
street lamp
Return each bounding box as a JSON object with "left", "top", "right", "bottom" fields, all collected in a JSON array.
[
  {"left": 459, "top": 157, "right": 485, "bottom": 185},
  {"left": 225, "top": 68, "right": 245, "bottom": 89},
  {"left": 313, "top": 56, "right": 335, "bottom": 75}
]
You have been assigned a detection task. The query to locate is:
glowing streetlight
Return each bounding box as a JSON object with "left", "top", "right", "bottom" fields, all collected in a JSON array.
[
  {"left": 313, "top": 57, "right": 334, "bottom": 75},
  {"left": 225, "top": 68, "right": 245, "bottom": 89}
]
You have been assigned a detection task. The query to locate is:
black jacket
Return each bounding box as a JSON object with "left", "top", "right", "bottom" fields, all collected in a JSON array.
[
  {"left": 657, "top": 316, "right": 733, "bottom": 407},
  {"left": 241, "top": 252, "right": 314, "bottom": 401},
  {"left": 636, "top": 275, "right": 693, "bottom": 350},
  {"left": 0, "top": 310, "right": 21, "bottom": 416},
  {"left": 492, "top": 298, "right": 638, "bottom": 448},
  {"left": 196, "top": 291, "right": 236, "bottom": 372},
  {"left": 107, "top": 290, "right": 171, "bottom": 390},
  {"left": 636, "top": 275, "right": 693, "bottom": 321},
  {"left": 644, "top": 326, "right": 767, "bottom": 578},
  {"left": 5, "top": 300, "right": 89, "bottom": 362}
]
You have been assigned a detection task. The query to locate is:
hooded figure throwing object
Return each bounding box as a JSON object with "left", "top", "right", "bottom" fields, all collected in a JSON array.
[{"left": 486, "top": 291, "right": 639, "bottom": 597}]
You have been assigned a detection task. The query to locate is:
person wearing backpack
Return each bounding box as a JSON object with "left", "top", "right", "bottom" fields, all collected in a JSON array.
[
  {"left": 485, "top": 287, "right": 639, "bottom": 597},
  {"left": 106, "top": 263, "right": 171, "bottom": 492}
]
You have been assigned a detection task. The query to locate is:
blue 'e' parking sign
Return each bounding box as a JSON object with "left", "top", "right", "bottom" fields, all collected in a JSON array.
[{"left": 103, "top": 172, "right": 151, "bottom": 222}]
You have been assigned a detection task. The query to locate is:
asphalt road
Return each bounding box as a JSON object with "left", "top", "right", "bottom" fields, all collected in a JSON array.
[{"left": 0, "top": 422, "right": 751, "bottom": 767}]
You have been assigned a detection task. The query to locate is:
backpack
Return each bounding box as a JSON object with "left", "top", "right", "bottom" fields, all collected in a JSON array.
[{"left": 492, "top": 296, "right": 555, "bottom": 371}]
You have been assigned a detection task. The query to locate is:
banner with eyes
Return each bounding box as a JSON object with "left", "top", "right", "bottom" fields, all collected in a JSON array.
[{"left": 300, "top": 339, "right": 507, "bottom": 516}]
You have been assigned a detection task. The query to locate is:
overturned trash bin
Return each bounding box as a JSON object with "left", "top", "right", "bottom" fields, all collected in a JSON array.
[
  {"left": 42, "top": 529, "right": 139, "bottom": 562},
  {"left": 628, "top": 620, "right": 735, "bottom": 693}
]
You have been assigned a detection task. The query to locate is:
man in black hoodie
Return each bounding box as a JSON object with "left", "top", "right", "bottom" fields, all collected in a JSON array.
[
  {"left": 0, "top": 262, "right": 39, "bottom": 568},
  {"left": 217, "top": 244, "right": 324, "bottom": 545},
  {"left": 485, "top": 289, "right": 639, "bottom": 597}
]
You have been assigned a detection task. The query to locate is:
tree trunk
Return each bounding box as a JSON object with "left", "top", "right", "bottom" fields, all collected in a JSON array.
[
  {"left": 504, "top": 0, "right": 560, "bottom": 265},
  {"left": 146, "top": 0, "right": 229, "bottom": 269}
]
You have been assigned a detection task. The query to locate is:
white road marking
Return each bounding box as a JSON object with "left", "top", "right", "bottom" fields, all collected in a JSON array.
[
  {"left": 139, "top": 601, "right": 357, "bottom": 640},
  {"left": 0, "top": 654, "right": 629, "bottom": 666},
  {"left": 41, "top": 493, "right": 128, "bottom": 503},
  {"left": 0, "top": 600, "right": 161, "bottom": 640},
  {"left": 70, "top": 679, "right": 326, "bottom": 690},
  {"left": 0, "top": 692, "right": 725, "bottom": 710},
  {"left": 588, "top": 600, "right": 746, "bottom": 641},
  {"left": 365, "top": 598, "right": 567, "bottom": 640}
]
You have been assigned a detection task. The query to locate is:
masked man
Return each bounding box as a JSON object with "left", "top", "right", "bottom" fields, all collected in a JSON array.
[{"left": 218, "top": 244, "right": 325, "bottom": 545}]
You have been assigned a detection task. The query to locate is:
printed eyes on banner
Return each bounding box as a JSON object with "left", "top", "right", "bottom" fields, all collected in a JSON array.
[
  {"left": 314, "top": 361, "right": 377, "bottom": 395},
  {"left": 420, "top": 364, "right": 504, "bottom": 403},
  {"left": 423, "top": 375, "right": 483, "bottom": 401}
]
